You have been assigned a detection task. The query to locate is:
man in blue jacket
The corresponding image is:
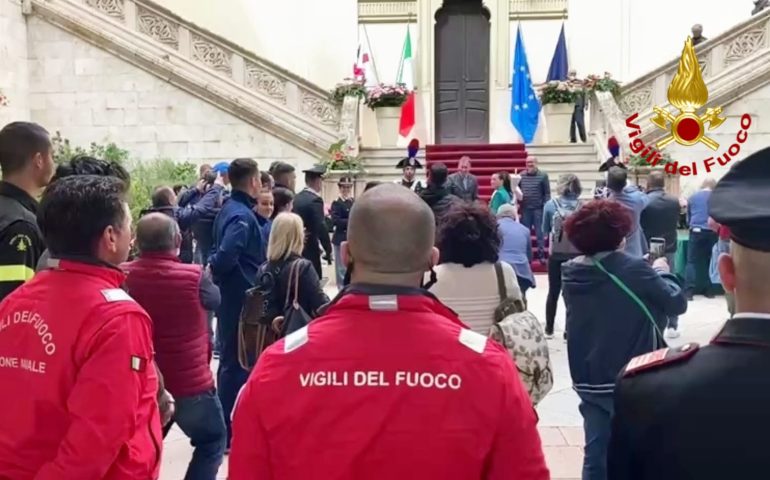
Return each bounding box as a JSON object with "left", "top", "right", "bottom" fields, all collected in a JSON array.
[
  {"left": 208, "top": 158, "right": 264, "bottom": 448},
  {"left": 180, "top": 162, "right": 230, "bottom": 265}
]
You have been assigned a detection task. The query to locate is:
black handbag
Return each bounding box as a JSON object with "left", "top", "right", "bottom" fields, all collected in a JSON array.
[{"left": 280, "top": 260, "right": 312, "bottom": 337}]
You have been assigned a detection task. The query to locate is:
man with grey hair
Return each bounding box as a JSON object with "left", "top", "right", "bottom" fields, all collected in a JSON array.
[
  {"left": 230, "top": 183, "right": 549, "bottom": 479},
  {"left": 691, "top": 23, "right": 707, "bottom": 45},
  {"left": 122, "top": 213, "right": 226, "bottom": 479},
  {"left": 448, "top": 156, "right": 479, "bottom": 202}
]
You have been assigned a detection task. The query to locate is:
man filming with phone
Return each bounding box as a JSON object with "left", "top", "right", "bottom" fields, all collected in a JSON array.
[{"left": 641, "top": 171, "right": 682, "bottom": 338}]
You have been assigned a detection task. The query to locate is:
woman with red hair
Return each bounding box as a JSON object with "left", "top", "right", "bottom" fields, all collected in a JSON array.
[{"left": 560, "top": 199, "right": 687, "bottom": 480}]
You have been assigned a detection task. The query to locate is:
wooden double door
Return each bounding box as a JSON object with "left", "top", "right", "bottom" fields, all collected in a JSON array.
[{"left": 435, "top": 0, "right": 490, "bottom": 144}]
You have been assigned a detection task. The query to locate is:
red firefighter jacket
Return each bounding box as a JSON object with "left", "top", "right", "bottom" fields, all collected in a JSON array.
[
  {"left": 0, "top": 259, "right": 162, "bottom": 480},
  {"left": 229, "top": 285, "right": 549, "bottom": 480}
]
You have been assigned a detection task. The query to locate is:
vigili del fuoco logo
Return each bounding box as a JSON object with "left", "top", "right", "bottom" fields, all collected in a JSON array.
[{"left": 624, "top": 36, "right": 751, "bottom": 176}]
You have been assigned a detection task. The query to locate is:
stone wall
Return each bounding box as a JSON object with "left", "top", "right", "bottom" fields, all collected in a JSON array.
[
  {"left": 0, "top": 0, "right": 30, "bottom": 125},
  {"left": 25, "top": 16, "right": 316, "bottom": 173}
]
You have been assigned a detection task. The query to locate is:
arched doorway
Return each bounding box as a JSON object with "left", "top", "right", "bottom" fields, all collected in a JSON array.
[{"left": 434, "top": 0, "right": 490, "bottom": 144}]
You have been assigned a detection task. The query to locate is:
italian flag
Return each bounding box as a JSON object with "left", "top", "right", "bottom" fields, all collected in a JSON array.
[{"left": 397, "top": 29, "right": 415, "bottom": 138}]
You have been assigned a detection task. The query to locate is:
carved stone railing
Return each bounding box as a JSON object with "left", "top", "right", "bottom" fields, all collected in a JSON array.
[
  {"left": 590, "top": 8, "right": 770, "bottom": 150},
  {"left": 358, "top": 0, "right": 567, "bottom": 23},
  {"left": 590, "top": 91, "right": 629, "bottom": 163},
  {"left": 509, "top": 0, "right": 568, "bottom": 19},
  {"left": 618, "top": 8, "right": 770, "bottom": 121},
  {"left": 32, "top": 0, "right": 341, "bottom": 155}
]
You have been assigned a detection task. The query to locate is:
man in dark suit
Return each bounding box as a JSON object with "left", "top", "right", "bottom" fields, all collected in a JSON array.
[
  {"left": 608, "top": 147, "right": 770, "bottom": 480},
  {"left": 447, "top": 156, "right": 478, "bottom": 202},
  {"left": 568, "top": 70, "right": 587, "bottom": 143},
  {"left": 293, "top": 165, "right": 332, "bottom": 277},
  {"left": 640, "top": 170, "right": 682, "bottom": 338}
]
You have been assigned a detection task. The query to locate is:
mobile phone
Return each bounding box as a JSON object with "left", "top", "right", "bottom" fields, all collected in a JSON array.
[{"left": 649, "top": 237, "right": 666, "bottom": 261}]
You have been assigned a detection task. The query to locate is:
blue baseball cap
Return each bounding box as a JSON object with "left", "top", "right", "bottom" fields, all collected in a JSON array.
[{"left": 212, "top": 161, "right": 230, "bottom": 174}]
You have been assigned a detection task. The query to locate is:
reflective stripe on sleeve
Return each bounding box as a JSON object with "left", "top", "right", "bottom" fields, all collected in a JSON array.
[{"left": 0, "top": 264, "right": 35, "bottom": 282}]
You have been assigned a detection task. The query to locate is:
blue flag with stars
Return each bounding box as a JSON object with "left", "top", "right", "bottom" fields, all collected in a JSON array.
[{"left": 510, "top": 25, "right": 540, "bottom": 143}]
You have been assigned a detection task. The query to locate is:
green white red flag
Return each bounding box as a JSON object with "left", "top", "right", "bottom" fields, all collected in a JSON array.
[{"left": 397, "top": 29, "right": 415, "bottom": 138}]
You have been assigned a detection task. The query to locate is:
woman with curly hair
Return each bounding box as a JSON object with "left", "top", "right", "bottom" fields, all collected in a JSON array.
[
  {"left": 429, "top": 201, "right": 523, "bottom": 335},
  {"left": 561, "top": 199, "right": 687, "bottom": 480}
]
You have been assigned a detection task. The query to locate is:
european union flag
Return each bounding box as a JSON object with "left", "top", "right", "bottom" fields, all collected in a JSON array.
[
  {"left": 546, "top": 23, "right": 569, "bottom": 82},
  {"left": 510, "top": 25, "right": 541, "bottom": 144}
]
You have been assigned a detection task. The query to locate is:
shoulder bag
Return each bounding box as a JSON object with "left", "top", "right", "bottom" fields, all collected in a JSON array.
[
  {"left": 488, "top": 262, "right": 553, "bottom": 405},
  {"left": 280, "top": 259, "right": 313, "bottom": 337},
  {"left": 237, "top": 265, "right": 279, "bottom": 370}
]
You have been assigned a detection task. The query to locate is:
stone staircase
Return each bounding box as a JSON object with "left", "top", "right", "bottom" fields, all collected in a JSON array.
[{"left": 28, "top": 0, "right": 342, "bottom": 157}]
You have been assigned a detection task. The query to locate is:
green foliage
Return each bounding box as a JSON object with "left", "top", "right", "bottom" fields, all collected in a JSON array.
[
  {"left": 329, "top": 79, "right": 367, "bottom": 105},
  {"left": 628, "top": 150, "right": 673, "bottom": 167},
  {"left": 52, "top": 133, "right": 197, "bottom": 221},
  {"left": 322, "top": 139, "right": 361, "bottom": 171},
  {"left": 539, "top": 81, "right": 578, "bottom": 105}
]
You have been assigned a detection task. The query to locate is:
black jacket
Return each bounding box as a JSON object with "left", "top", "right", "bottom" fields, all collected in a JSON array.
[
  {"left": 293, "top": 188, "right": 332, "bottom": 275},
  {"left": 0, "top": 182, "right": 45, "bottom": 301},
  {"left": 640, "top": 189, "right": 680, "bottom": 254},
  {"left": 609, "top": 315, "right": 770, "bottom": 480},
  {"left": 330, "top": 197, "right": 354, "bottom": 246},
  {"left": 259, "top": 254, "right": 329, "bottom": 325},
  {"left": 419, "top": 184, "right": 459, "bottom": 223}
]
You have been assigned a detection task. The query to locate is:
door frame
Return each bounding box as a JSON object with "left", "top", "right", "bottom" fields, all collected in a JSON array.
[
  {"left": 434, "top": 1, "right": 491, "bottom": 144},
  {"left": 417, "top": 0, "right": 511, "bottom": 144}
]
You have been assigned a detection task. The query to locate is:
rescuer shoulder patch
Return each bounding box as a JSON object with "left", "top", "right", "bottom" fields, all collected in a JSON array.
[
  {"left": 102, "top": 289, "right": 134, "bottom": 303},
  {"left": 284, "top": 325, "right": 309, "bottom": 353},
  {"left": 459, "top": 329, "right": 487, "bottom": 354},
  {"left": 130, "top": 355, "right": 147, "bottom": 372}
]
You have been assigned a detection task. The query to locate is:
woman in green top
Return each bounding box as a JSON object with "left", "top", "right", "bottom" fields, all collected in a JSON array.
[{"left": 489, "top": 171, "right": 513, "bottom": 214}]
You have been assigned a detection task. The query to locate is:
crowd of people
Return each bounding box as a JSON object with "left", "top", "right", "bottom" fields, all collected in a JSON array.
[{"left": 0, "top": 119, "right": 768, "bottom": 480}]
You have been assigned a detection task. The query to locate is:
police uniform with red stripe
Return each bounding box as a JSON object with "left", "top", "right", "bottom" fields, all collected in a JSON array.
[
  {"left": 0, "top": 259, "right": 162, "bottom": 480},
  {"left": 608, "top": 147, "right": 770, "bottom": 480},
  {"left": 229, "top": 285, "right": 549, "bottom": 480}
]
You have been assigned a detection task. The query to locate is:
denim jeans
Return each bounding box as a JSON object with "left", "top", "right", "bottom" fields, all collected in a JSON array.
[
  {"left": 333, "top": 244, "right": 346, "bottom": 287},
  {"left": 171, "top": 390, "right": 227, "bottom": 480},
  {"left": 577, "top": 391, "right": 615, "bottom": 480},
  {"left": 521, "top": 208, "right": 545, "bottom": 258}
]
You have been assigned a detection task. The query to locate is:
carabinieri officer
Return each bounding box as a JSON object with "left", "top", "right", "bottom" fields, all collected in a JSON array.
[{"left": 608, "top": 146, "right": 770, "bottom": 480}]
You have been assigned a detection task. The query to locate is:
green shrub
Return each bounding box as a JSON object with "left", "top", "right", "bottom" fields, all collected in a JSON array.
[{"left": 52, "top": 133, "right": 197, "bottom": 221}]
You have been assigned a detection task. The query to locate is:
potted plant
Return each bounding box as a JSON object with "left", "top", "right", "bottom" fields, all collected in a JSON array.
[
  {"left": 539, "top": 80, "right": 578, "bottom": 143},
  {"left": 329, "top": 78, "right": 367, "bottom": 105},
  {"left": 0, "top": 91, "right": 8, "bottom": 107},
  {"left": 627, "top": 151, "right": 680, "bottom": 197},
  {"left": 323, "top": 140, "right": 361, "bottom": 173},
  {"left": 584, "top": 72, "right": 622, "bottom": 100},
  {"left": 366, "top": 83, "right": 408, "bottom": 147}
]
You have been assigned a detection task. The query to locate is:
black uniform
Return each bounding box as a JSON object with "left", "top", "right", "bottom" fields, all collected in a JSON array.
[
  {"left": 608, "top": 145, "right": 770, "bottom": 480},
  {"left": 293, "top": 187, "right": 332, "bottom": 277},
  {"left": 0, "top": 182, "right": 45, "bottom": 301},
  {"left": 330, "top": 197, "right": 353, "bottom": 246}
]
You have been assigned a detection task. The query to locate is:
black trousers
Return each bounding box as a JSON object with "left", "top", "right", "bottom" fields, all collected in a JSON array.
[
  {"left": 685, "top": 229, "right": 718, "bottom": 296},
  {"left": 570, "top": 108, "right": 586, "bottom": 142},
  {"left": 546, "top": 253, "right": 577, "bottom": 334}
]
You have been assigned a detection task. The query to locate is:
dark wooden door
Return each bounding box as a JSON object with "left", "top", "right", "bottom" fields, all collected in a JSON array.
[{"left": 435, "top": 1, "right": 490, "bottom": 144}]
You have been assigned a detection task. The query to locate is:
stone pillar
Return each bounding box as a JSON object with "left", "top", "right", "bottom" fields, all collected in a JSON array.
[{"left": 0, "top": 0, "right": 30, "bottom": 125}]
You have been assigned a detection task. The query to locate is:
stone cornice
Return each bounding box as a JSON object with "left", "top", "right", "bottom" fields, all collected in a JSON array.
[{"left": 358, "top": 0, "right": 567, "bottom": 24}]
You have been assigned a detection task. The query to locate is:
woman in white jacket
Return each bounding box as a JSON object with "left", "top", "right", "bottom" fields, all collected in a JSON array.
[{"left": 429, "top": 201, "right": 523, "bottom": 335}]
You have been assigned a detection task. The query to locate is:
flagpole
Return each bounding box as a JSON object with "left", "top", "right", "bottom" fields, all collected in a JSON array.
[
  {"left": 396, "top": 22, "right": 410, "bottom": 83},
  {"left": 362, "top": 24, "right": 381, "bottom": 85}
]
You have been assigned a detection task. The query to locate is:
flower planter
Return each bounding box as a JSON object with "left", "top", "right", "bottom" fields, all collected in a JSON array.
[
  {"left": 629, "top": 166, "right": 681, "bottom": 197},
  {"left": 543, "top": 103, "right": 574, "bottom": 144},
  {"left": 375, "top": 106, "right": 402, "bottom": 147}
]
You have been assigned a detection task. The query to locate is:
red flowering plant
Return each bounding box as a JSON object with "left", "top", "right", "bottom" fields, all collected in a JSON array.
[
  {"left": 0, "top": 90, "right": 8, "bottom": 107},
  {"left": 324, "top": 140, "right": 361, "bottom": 171},
  {"left": 365, "top": 83, "right": 409, "bottom": 109}
]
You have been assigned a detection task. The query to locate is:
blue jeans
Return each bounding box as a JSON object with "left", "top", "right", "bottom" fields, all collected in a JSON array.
[
  {"left": 174, "top": 390, "right": 227, "bottom": 480},
  {"left": 521, "top": 208, "right": 544, "bottom": 258},
  {"left": 577, "top": 391, "right": 615, "bottom": 480},
  {"left": 333, "top": 244, "right": 346, "bottom": 287},
  {"left": 216, "top": 289, "right": 250, "bottom": 446}
]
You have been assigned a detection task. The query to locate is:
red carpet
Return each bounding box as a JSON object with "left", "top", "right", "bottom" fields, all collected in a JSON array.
[{"left": 425, "top": 143, "right": 547, "bottom": 273}]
